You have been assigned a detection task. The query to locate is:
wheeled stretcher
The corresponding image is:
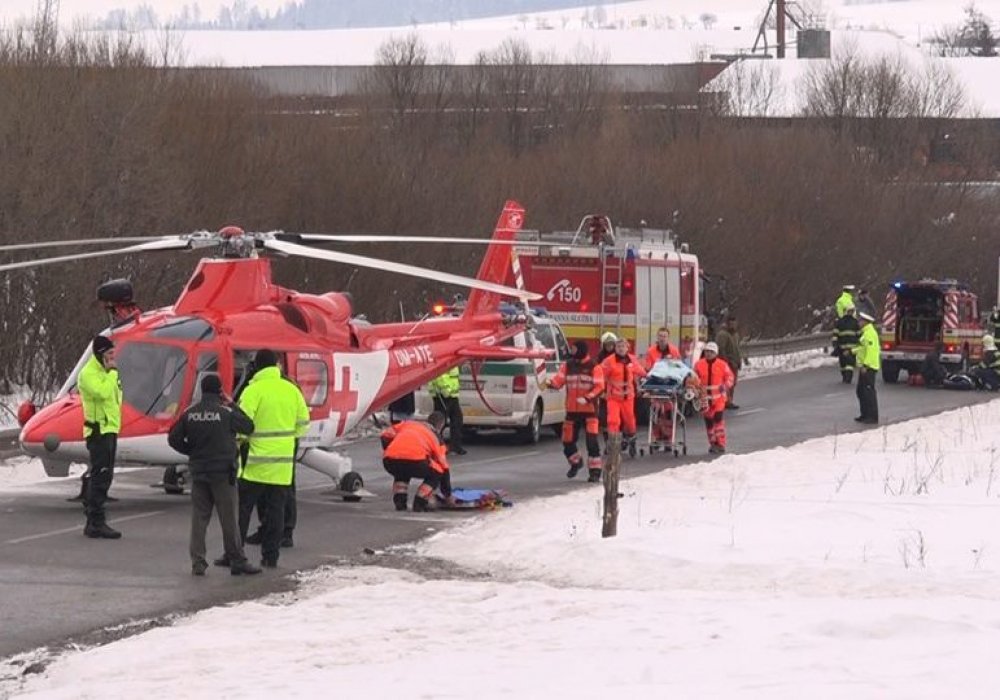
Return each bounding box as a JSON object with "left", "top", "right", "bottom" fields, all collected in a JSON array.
[{"left": 638, "top": 359, "right": 705, "bottom": 458}]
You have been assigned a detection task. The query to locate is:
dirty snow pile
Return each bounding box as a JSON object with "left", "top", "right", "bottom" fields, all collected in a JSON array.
[{"left": 7, "top": 399, "right": 1000, "bottom": 699}]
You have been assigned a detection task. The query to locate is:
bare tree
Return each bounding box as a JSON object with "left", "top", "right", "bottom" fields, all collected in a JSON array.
[{"left": 714, "top": 58, "right": 782, "bottom": 118}]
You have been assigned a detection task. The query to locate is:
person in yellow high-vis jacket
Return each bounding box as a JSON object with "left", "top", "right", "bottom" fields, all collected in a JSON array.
[
  {"left": 79, "top": 335, "right": 123, "bottom": 539},
  {"left": 236, "top": 349, "right": 309, "bottom": 568},
  {"left": 853, "top": 312, "right": 881, "bottom": 424},
  {"left": 429, "top": 366, "right": 466, "bottom": 455}
]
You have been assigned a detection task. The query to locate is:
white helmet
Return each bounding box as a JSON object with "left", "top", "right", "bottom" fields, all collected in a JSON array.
[
  {"left": 704, "top": 342, "right": 719, "bottom": 354},
  {"left": 984, "top": 334, "right": 996, "bottom": 351}
]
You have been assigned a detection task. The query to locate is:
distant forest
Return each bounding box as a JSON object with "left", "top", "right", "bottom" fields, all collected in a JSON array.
[{"left": 96, "top": 0, "right": 594, "bottom": 30}]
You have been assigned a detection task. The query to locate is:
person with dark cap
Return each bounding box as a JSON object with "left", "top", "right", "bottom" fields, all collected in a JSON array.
[
  {"left": 545, "top": 340, "right": 605, "bottom": 481},
  {"left": 168, "top": 374, "right": 261, "bottom": 576},
  {"left": 78, "top": 334, "right": 123, "bottom": 539},
  {"left": 234, "top": 349, "right": 309, "bottom": 568}
]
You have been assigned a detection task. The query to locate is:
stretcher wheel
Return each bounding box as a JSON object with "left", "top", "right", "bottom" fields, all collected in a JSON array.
[{"left": 682, "top": 445, "right": 687, "bottom": 456}]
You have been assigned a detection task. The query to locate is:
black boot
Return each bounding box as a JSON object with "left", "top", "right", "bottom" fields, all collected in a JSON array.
[
  {"left": 566, "top": 460, "right": 582, "bottom": 479},
  {"left": 842, "top": 371, "right": 853, "bottom": 384},
  {"left": 412, "top": 496, "right": 431, "bottom": 512},
  {"left": 84, "top": 522, "right": 121, "bottom": 539},
  {"left": 587, "top": 469, "right": 602, "bottom": 483},
  {"left": 231, "top": 560, "right": 263, "bottom": 576},
  {"left": 393, "top": 493, "right": 408, "bottom": 511}
]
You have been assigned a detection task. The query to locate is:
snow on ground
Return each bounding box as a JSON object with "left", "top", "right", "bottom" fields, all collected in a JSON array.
[
  {"left": 7, "top": 396, "right": 1000, "bottom": 698},
  {"left": 741, "top": 345, "right": 836, "bottom": 378},
  {"left": 0, "top": 456, "right": 85, "bottom": 488}
]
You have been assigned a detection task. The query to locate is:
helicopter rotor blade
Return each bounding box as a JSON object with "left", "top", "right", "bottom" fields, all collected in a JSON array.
[
  {"left": 263, "top": 239, "right": 543, "bottom": 302},
  {"left": 0, "top": 238, "right": 189, "bottom": 273},
  {"left": 284, "top": 233, "right": 589, "bottom": 248},
  {"left": 0, "top": 236, "right": 165, "bottom": 253}
]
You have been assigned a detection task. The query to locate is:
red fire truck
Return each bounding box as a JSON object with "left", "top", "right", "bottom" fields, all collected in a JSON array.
[
  {"left": 505, "top": 215, "right": 707, "bottom": 361},
  {"left": 879, "top": 279, "right": 984, "bottom": 383}
]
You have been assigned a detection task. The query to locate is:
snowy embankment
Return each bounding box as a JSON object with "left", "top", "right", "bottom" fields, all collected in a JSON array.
[{"left": 7, "top": 399, "right": 1000, "bottom": 698}]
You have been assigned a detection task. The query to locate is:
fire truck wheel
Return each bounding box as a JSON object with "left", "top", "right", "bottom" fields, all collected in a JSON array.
[
  {"left": 882, "top": 363, "right": 900, "bottom": 384},
  {"left": 518, "top": 401, "right": 543, "bottom": 444}
]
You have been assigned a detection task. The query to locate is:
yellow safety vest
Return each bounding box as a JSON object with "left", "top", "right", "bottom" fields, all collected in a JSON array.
[
  {"left": 835, "top": 292, "right": 854, "bottom": 318},
  {"left": 854, "top": 323, "right": 882, "bottom": 371},
  {"left": 79, "top": 355, "right": 122, "bottom": 438},
  {"left": 429, "top": 366, "right": 461, "bottom": 399},
  {"left": 238, "top": 366, "right": 310, "bottom": 486}
]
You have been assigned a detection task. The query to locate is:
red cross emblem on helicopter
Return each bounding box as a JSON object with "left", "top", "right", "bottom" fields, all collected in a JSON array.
[{"left": 330, "top": 365, "right": 360, "bottom": 436}]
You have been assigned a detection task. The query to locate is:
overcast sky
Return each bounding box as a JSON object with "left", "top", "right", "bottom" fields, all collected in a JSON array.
[{"left": 0, "top": 0, "right": 287, "bottom": 25}]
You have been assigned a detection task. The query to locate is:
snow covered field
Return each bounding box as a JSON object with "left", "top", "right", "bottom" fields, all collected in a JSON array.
[{"left": 6, "top": 395, "right": 1000, "bottom": 698}]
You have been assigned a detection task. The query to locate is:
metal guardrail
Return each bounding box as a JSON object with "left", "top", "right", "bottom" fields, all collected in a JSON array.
[
  {"left": 744, "top": 332, "right": 829, "bottom": 358},
  {"left": 0, "top": 427, "right": 21, "bottom": 460}
]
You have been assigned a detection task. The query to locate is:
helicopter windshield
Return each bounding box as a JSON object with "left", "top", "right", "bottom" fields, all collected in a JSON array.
[{"left": 59, "top": 341, "right": 191, "bottom": 419}]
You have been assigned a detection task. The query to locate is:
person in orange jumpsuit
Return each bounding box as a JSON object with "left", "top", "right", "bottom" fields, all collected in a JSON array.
[
  {"left": 694, "top": 342, "right": 735, "bottom": 454},
  {"left": 644, "top": 327, "right": 683, "bottom": 443},
  {"left": 600, "top": 338, "right": 647, "bottom": 458},
  {"left": 546, "top": 340, "right": 606, "bottom": 482},
  {"left": 381, "top": 411, "right": 454, "bottom": 511}
]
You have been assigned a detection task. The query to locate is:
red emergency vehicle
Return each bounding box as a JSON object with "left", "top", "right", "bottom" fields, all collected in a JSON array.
[
  {"left": 505, "top": 214, "right": 706, "bottom": 362},
  {"left": 879, "top": 278, "right": 984, "bottom": 383}
]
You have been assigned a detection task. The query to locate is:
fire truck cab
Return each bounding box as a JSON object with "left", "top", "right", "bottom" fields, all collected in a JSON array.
[
  {"left": 879, "top": 279, "right": 983, "bottom": 383},
  {"left": 505, "top": 215, "right": 706, "bottom": 363}
]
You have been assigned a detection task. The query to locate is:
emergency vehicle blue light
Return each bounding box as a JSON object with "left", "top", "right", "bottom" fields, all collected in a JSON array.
[{"left": 893, "top": 282, "right": 903, "bottom": 289}]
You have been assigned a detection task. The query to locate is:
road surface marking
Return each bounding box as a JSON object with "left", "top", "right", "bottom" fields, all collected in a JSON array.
[
  {"left": 736, "top": 408, "right": 766, "bottom": 416},
  {"left": 2, "top": 510, "right": 166, "bottom": 545}
]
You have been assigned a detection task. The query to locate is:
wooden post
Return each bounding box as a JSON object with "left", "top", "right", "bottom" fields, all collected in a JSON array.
[{"left": 602, "top": 432, "right": 622, "bottom": 538}]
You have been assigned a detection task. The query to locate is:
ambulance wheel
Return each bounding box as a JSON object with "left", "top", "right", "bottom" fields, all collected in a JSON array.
[
  {"left": 340, "top": 471, "right": 364, "bottom": 503},
  {"left": 163, "top": 465, "right": 186, "bottom": 495},
  {"left": 518, "top": 402, "right": 543, "bottom": 444},
  {"left": 882, "top": 363, "right": 900, "bottom": 384}
]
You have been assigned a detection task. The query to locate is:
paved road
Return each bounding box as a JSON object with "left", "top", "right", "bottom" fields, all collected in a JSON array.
[{"left": 0, "top": 367, "right": 993, "bottom": 658}]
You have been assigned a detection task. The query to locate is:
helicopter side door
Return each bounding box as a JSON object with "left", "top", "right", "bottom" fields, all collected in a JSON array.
[{"left": 287, "top": 352, "right": 331, "bottom": 444}]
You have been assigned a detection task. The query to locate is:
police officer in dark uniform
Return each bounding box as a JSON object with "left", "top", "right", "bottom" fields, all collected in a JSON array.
[{"left": 168, "top": 374, "right": 261, "bottom": 576}]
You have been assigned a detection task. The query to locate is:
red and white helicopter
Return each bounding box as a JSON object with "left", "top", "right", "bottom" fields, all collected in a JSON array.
[{"left": 7, "top": 200, "right": 547, "bottom": 498}]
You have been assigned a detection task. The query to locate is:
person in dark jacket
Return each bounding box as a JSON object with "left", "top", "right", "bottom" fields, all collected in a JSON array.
[
  {"left": 832, "top": 305, "right": 861, "bottom": 384},
  {"left": 168, "top": 374, "right": 261, "bottom": 576},
  {"left": 920, "top": 340, "right": 948, "bottom": 388},
  {"left": 855, "top": 289, "right": 877, "bottom": 321}
]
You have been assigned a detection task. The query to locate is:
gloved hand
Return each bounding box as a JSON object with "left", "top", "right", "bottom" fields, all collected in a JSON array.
[{"left": 576, "top": 396, "right": 589, "bottom": 406}]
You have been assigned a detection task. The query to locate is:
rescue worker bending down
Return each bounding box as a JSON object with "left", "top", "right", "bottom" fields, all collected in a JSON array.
[
  {"left": 429, "top": 366, "right": 466, "bottom": 455},
  {"left": 234, "top": 349, "right": 310, "bottom": 569},
  {"left": 970, "top": 334, "right": 1000, "bottom": 391},
  {"left": 382, "top": 411, "right": 454, "bottom": 511},
  {"left": 694, "top": 342, "right": 735, "bottom": 454},
  {"left": 79, "top": 335, "right": 123, "bottom": 539},
  {"left": 545, "top": 340, "right": 605, "bottom": 482},
  {"left": 832, "top": 304, "right": 861, "bottom": 384},
  {"left": 168, "top": 374, "right": 261, "bottom": 577},
  {"left": 600, "top": 338, "right": 647, "bottom": 458}
]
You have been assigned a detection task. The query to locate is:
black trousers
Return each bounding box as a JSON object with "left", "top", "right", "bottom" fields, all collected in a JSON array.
[
  {"left": 383, "top": 458, "right": 452, "bottom": 497},
  {"left": 433, "top": 396, "right": 464, "bottom": 449},
  {"left": 251, "top": 471, "right": 296, "bottom": 537},
  {"left": 84, "top": 433, "right": 117, "bottom": 526},
  {"left": 857, "top": 368, "right": 879, "bottom": 421},
  {"left": 190, "top": 477, "right": 246, "bottom": 568},
  {"left": 238, "top": 479, "right": 288, "bottom": 564}
]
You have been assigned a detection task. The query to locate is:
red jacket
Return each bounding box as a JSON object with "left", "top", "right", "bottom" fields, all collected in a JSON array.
[
  {"left": 548, "top": 356, "right": 605, "bottom": 414},
  {"left": 383, "top": 421, "right": 449, "bottom": 473},
  {"left": 694, "top": 357, "right": 734, "bottom": 412},
  {"left": 600, "top": 353, "right": 647, "bottom": 401},
  {"left": 644, "top": 342, "right": 681, "bottom": 370}
]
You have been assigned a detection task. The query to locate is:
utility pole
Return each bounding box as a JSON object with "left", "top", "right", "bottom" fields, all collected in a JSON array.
[{"left": 776, "top": 0, "right": 786, "bottom": 58}]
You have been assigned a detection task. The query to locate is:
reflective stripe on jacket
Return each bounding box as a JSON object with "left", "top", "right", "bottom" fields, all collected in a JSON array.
[
  {"left": 79, "top": 355, "right": 122, "bottom": 438},
  {"left": 832, "top": 315, "right": 860, "bottom": 349},
  {"left": 694, "top": 356, "right": 734, "bottom": 411},
  {"left": 599, "top": 353, "right": 646, "bottom": 401},
  {"left": 237, "top": 366, "right": 310, "bottom": 486},
  {"left": 429, "top": 367, "right": 460, "bottom": 399},
  {"left": 854, "top": 324, "right": 882, "bottom": 371},
  {"left": 548, "top": 356, "right": 604, "bottom": 414},
  {"left": 383, "top": 421, "right": 449, "bottom": 474}
]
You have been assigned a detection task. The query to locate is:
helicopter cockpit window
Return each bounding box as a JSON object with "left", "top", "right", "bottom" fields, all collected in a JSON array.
[
  {"left": 149, "top": 317, "right": 215, "bottom": 341},
  {"left": 116, "top": 342, "right": 189, "bottom": 418}
]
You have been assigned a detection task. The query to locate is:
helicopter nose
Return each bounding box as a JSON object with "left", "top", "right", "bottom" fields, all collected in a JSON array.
[{"left": 19, "top": 398, "right": 85, "bottom": 460}]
